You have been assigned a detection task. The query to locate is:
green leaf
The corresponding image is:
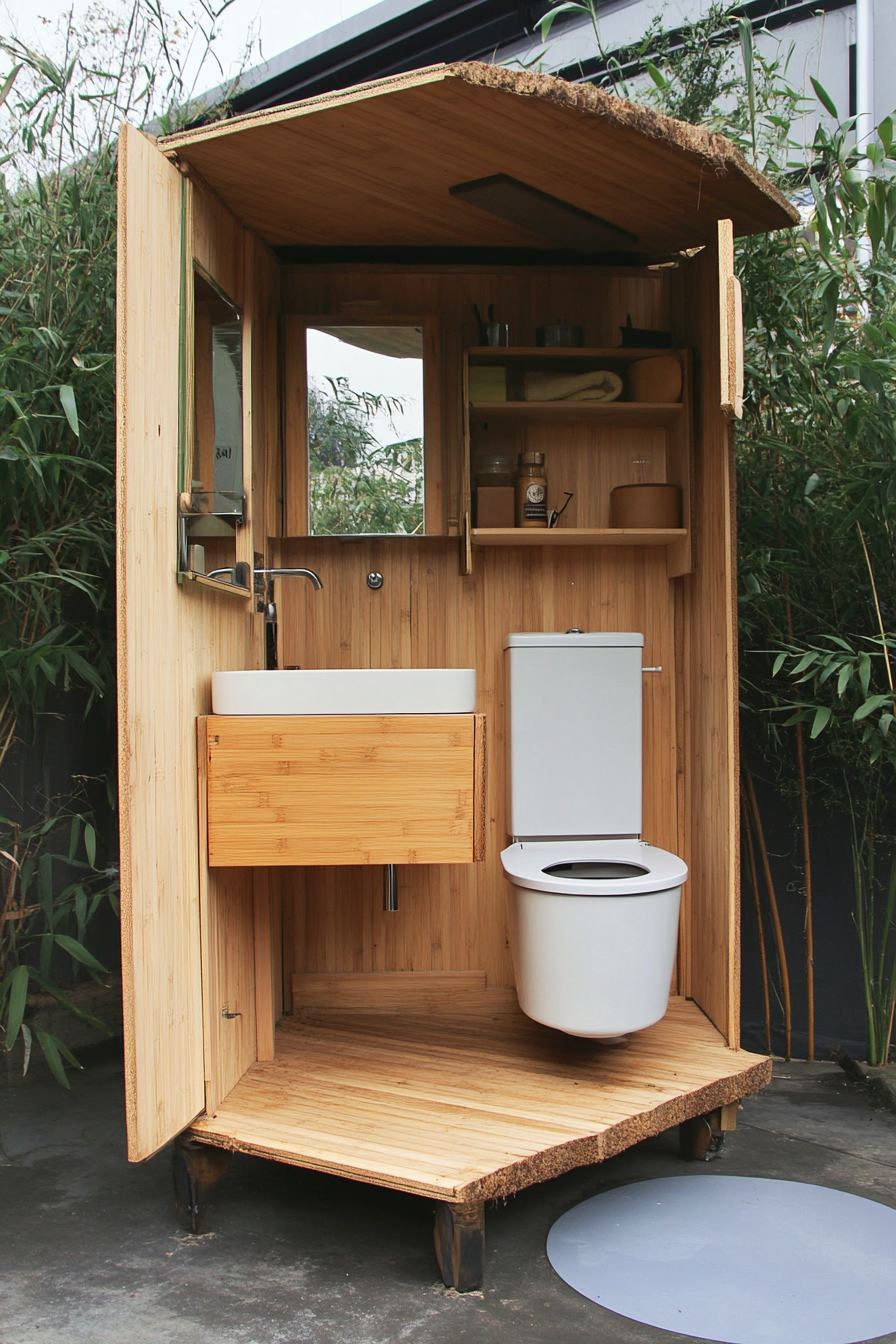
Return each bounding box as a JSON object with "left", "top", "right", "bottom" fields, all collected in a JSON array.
[
  {"left": 804, "top": 472, "right": 822, "bottom": 497},
  {"left": 643, "top": 59, "right": 669, "bottom": 91},
  {"left": 772, "top": 653, "right": 787, "bottom": 676},
  {"left": 35, "top": 1030, "right": 78, "bottom": 1087},
  {"left": 37, "top": 852, "right": 53, "bottom": 918},
  {"left": 58, "top": 384, "right": 79, "bottom": 437},
  {"left": 53, "top": 934, "right": 106, "bottom": 974},
  {"left": 810, "top": 705, "right": 832, "bottom": 738},
  {"left": 810, "top": 77, "right": 838, "bottom": 119},
  {"left": 0, "top": 64, "right": 22, "bottom": 111},
  {"left": 853, "top": 694, "right": 893, "bottom": 721},
  {"left": 27, "top": 968, "right": 111, "bottom": 1033},
  {"left": 67, "top": 815, "right": 82, "bottom": 863},
  {"left": 84, "top": 822, "right": 96, "bottom": 869},
  {"left": 4, "top": 965, "right": 30, "bottom": 1046},
  {"left": 537, "top": 2, "right": 588, "bottom": 41}
]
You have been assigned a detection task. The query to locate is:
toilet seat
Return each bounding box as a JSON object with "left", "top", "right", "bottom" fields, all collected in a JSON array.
[{"left": 501, "top": 839, "right": 687, "bottom": 897}]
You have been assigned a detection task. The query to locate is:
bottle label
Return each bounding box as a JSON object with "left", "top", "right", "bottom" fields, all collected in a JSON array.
[{"left": 524, "top": 482, "right": 547, "bottom": 521}]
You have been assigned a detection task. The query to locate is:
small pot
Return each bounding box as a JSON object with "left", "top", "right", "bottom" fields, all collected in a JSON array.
[
  {"left": 609, "top": 483, "right": 681, "bottom": 529},
  {"left": 536, "top": 320, "right": 583, "bottom": 347},
  {"left": 482, "top": 322, "right": 510, "bottom": 347}
]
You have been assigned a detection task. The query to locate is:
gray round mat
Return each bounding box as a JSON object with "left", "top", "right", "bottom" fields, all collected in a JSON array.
[{"left": 546, "top": 1175, "right": 896, "bottom": 1344}]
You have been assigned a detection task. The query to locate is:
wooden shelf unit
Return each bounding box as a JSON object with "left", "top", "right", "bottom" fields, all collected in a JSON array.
[{"left": 464, "top": 346, "right": 693, "bottom": 572}]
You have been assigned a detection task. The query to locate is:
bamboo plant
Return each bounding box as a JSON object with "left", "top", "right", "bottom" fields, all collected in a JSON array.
[{"left": 0, "top": 1, "right": 247, "bottom": 1083}]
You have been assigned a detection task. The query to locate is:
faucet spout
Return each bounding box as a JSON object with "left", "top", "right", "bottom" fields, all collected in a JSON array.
[{"left": 256, "top": 567, "right": 323, "bottom": 591}]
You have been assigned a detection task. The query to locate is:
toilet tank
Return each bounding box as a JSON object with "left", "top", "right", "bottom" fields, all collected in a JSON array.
[{"left": 504, "top": 632, "right": 644, "bottom": 840}]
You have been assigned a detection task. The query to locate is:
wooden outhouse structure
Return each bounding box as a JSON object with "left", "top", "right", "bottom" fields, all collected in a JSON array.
[{"left": 116, "top": 63, "right": 798, "bottom": 1289}]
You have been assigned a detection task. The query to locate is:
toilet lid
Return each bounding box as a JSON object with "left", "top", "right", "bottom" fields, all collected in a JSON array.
[{"left": 500, "top": 839, "right": 687, "bottom": 896}]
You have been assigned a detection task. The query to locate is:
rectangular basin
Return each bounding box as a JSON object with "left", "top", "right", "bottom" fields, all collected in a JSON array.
[{"left": 211, "top": 668, "right": 476, "bottom": 715}]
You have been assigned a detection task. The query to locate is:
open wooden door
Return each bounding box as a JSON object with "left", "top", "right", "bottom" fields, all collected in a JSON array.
[
  {"left": 671, "top": 220, "right": 742, "bottom": 1046},
  {"left": 117, "top": 125, "right": 264, "bottom": 1159}
]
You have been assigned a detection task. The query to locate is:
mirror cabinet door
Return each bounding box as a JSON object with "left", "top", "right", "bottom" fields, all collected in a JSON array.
[{"left": 179, "top": 269, "right": 246, "bottom": 584}]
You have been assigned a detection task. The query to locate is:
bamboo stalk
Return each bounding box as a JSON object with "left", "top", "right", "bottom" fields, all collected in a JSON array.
[
  {"left": 745, "top": 770, "right": 792, "bottom": 1059},
  {"left": 742, "top": 793, "right": 772, "bottom": 1053},
  {"left": 783, "top": 593, "right": 814, "bottom": 1060},
  {"left": 857, "top": 522, "right": 895, "bottom": 692},
  {"left": 794, "top": 722, "right": 815, "bottom": 1059}
]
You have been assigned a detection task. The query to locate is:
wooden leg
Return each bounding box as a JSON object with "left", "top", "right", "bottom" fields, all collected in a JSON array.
[
  {"left": 679, "top": 1107, "right": 727, "bottom": 1161},
  {"left": 172, "top": 1134, "right": 232, "bottom": 1233},
  {"left": 434, "top": 1200, "right": 485, "bottom": 1291}
]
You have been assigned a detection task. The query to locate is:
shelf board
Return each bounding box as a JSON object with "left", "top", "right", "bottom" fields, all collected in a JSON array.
[
  {"left": 471, "top": 527, "right": 687, "bottom": 548},
  {"left": 469, "top": 400, "right": 683, "bottom": 425},
  {"left": 467, "top": 346, "right": 680, "bottom": 359}
]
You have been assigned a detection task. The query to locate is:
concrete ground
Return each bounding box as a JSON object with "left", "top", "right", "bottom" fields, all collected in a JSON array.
[{"left": 2, "top": 1056, "right": 896, "bottom": 1344}]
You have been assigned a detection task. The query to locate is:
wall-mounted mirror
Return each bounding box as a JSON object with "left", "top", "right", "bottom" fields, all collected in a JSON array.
[
  {"left": 179, "top": 269, "right": 246, "bottom": 584},
  {"left": 188, "top": 271, "right": 244, "bottom": 526},
  {"left": 306, "top": 326, "right": 424, "bottom": 536}
]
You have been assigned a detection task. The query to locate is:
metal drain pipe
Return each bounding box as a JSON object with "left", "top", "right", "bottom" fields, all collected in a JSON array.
[{"left": 384, "top": 864, "right": 398, "bottom": 912}]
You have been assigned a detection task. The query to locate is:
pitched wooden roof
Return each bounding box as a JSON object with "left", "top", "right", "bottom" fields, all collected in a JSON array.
[{"left": 159, "top": 61, "right": 797, "bottom": 257}]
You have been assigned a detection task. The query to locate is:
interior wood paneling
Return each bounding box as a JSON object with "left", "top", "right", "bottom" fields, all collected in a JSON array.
[
  {"left": 278, "top": 537, "right": 678, "bottom": 989},
  {"left": 273, "top": 266, "right": 684, "bottom": 994},
  {"left": 117, "top": 128, "right": 268, "bottom": 1158}
]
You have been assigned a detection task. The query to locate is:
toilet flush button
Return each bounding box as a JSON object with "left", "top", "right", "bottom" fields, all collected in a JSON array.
[{"left": 566, "top": 628, "right": 584, "bottom": 634}]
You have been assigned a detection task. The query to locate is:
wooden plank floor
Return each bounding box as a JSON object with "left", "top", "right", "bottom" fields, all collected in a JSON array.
[{"left": 190, "top": 996, "right": 771, "bottom": 1202}]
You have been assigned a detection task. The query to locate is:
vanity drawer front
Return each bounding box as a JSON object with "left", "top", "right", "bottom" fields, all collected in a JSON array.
[{"left": 202, "top": 714, "right": 485, "bottom": 867}]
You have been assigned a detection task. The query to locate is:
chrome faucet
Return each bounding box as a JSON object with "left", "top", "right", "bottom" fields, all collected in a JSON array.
[
  {"left": 206, "top": 564, "right": 323, "bottom": 593},
  {"left": 256, "top": 567, "right": 323, "bottom": 591},
  {"left": 206, "top": 565, "right": 323, "bottom": 669}
]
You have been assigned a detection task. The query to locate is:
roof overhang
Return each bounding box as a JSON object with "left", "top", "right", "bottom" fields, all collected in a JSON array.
[{"left": 159, "top": 62, "right": 798, "bottom": 260}]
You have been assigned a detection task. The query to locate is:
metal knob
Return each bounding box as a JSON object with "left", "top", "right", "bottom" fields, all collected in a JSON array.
[{"left": 367, "top": 572, "right": 384, "bottom": 590}]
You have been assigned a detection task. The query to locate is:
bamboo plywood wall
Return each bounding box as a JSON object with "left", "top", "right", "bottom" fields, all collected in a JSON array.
[
  {"left": 272, "top": 261, "right": 734, "bottom": 1033},
  {"left": 277, "top": 539, "right": 678, "bottom": 993},
  {"left": 117, "top": 128, "right": 276, "bottom": 1159}
]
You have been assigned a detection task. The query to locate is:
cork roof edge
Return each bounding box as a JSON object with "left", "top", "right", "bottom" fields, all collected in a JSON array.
[{"left": 158, "top": 59, "right": 799, "bottom": 233}]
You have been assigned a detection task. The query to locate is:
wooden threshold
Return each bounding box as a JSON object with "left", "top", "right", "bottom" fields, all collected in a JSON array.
[{"left": 189, "top": 997, "right": 770, "bottom": 1203}]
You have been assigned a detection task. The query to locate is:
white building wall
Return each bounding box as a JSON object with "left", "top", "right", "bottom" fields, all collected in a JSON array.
[{"left": 497, "top": 1, "right": 895, "bottom": 159}]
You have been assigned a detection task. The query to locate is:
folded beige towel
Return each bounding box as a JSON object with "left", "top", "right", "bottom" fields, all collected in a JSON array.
[{"left": 524, "top": 369, "right": 623, "bottom": 403}]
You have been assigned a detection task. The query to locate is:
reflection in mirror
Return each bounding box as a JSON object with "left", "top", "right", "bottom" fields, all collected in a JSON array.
[
  {"left": 189, "top": 271, "right": 244, "bottom": 531},
  {"left": 307, "top": 326, "right": 424, "bottom": 536}
]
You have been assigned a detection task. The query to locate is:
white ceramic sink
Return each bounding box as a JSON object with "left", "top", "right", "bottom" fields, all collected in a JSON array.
[{"left": 211, "top": 668, "right": 476, "bottom": 715}]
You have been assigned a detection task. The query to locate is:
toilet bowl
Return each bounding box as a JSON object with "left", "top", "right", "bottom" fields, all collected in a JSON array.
[
  {"left": 500, "top": 631, "right": 688, "bottom": 1038},
  {"left": 501, "top": 839, "right": 686, "bottom": 1037}
]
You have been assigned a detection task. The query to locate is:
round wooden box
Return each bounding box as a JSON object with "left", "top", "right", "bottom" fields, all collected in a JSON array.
[{"left": 609, "top": 483, "right": 681, "bottom": 529}]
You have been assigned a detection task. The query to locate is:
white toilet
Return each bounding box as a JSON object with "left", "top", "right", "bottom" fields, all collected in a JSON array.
[{"left": 500, "top": 632, "right": 687, "bottom": 1038}]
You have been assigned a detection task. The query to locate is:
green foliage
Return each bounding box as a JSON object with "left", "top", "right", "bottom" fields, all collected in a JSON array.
[
  {"left": 308, "top": 378, "right": 423, "bottom": 536},
  {"left": 0, "top": 1, "right": 246, "bottom": 1082},
  {"left": 0, "top": 790, "right": 119, "bottom": 1084}
]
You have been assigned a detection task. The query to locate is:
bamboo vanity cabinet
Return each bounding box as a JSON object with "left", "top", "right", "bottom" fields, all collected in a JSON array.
[{"left": 117, "top": 62, "right": 797, "bottom": 1290}]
